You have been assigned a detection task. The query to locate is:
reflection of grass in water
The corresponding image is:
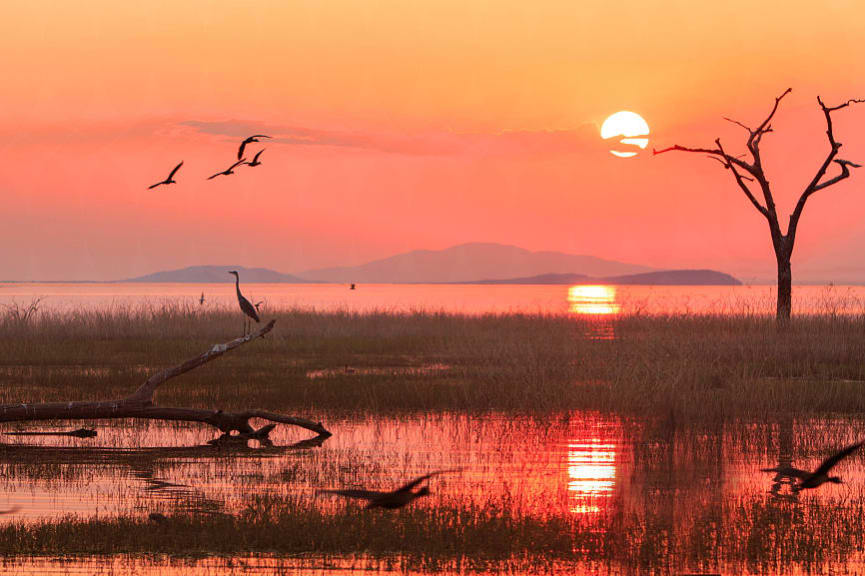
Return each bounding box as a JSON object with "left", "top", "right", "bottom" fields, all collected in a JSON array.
[
  {"left": 2, "top": 305, "right": 865, "bottom": 415},
  {"left": 0, "top": 497, "right": 579, "bottom": 571},
  {"left": 1, "top": 493, "right": 864, "bottom": 573}
]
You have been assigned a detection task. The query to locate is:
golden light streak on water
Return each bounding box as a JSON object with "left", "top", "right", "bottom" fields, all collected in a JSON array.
[
  {"left": 567, "top": 285, "right": 621, "bottom": 316},
  {"left": 567, "top": 440, "right": 617, "bottom": 514}
]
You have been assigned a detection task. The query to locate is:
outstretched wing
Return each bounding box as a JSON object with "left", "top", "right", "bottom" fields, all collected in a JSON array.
[
  {"left": 395, "top": 468, "right": 463, "bottom": 493},
  {"left": 207, "top": 171, "right": 222, "bottom": 180},
  {"left": 252, "top": 149, "right": 265, "bottom": 162},
  {"left": 237, "top": 140, "right": 248, "bottom": 160},
  {"left": 148, "top": 181, "right": 163, "bottom": 189},
  {"left": 815, "top": 441, "right": 865, "bottom": 476},
  {"left": 319, "top": 489, "right": 386, "bottom": 501},
  {"left": 230, "top": 159, "right": 247, "bottom": 170},
  {"left": 250, "top": 134, "right": 271, "bottom": 139},
  {"left": 168, "top": 161, "right": 183, "bottom": 179}
]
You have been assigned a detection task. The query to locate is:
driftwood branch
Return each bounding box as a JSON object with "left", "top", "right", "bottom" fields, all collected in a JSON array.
[
  {"left": 129, "top": 320, "right": 276, "bottom": 404},
  {"left": 0, "top": 320, "right": 331, "bottom": 441}
]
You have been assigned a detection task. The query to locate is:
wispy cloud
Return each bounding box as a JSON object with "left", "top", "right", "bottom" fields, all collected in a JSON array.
[
  {"left": 181, "top": 120, "right": 601, "bottom": 157},
  {"left": 181, "top": 120, "right": 457, "bottom": 156}
]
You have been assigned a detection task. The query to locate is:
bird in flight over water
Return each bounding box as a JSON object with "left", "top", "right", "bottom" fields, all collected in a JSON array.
[
  {"left": 246, "top": 149, "right": 265, "bottom": 167},
  {"left": 319, "top": 470, "right": 460, "bottom": 509},
  {"left": 148, "top": 161, "right": 183, "bottom": 189},
  {"left": 238, "top": 135, "right": 271, "bottom": 160},
  {"left": 207, "top": 159, "right": 247, "bottom": 180},
  {"left": 762, "top": 441, "right": 864, "bottom": 492}
]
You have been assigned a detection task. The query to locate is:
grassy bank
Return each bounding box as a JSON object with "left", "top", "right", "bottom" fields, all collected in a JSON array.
[{"left": 1, "top": 305, "right": 865, "bottom": 416}]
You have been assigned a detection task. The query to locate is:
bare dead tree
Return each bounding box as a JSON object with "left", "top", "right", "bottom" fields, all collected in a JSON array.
[
  {"left": 0, "top": 320, "right": 331, "bottom": 442},
  {"left": 655, "top": 89, "right": 863, "bottom": 321}
]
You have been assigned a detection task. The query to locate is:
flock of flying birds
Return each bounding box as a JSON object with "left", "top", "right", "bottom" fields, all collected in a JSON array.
[{"left": 147, "top": 134, "right": 270, "bottom": 189}]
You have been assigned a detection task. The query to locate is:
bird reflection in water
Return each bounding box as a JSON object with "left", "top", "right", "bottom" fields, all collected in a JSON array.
[{"left": 567, "top": 440, "right": 617, "bottom": 514}]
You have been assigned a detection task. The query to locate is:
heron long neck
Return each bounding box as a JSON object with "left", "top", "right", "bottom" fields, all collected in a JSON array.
[{"left": 234, "top": 275, "right": 241, "bottom": 298}]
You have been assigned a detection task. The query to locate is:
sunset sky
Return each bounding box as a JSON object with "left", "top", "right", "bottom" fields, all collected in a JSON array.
[{"left": 1, "top": 0, "right": 864, "bottom": 282}]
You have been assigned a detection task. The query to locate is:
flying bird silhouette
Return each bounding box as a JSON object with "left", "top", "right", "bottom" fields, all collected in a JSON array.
[
  {"left": 238, "top": 135, "right": 271, "bottom": 160},
  {"left": 148, "top": 161, "right": 183, "bottom": 189},
  {"left": 319, "top": 470, "right": 460, "bottom": 510},
  {"left": 228, "top": 270, "right": 260, "bottom": 335},
  {"left": 762, "top": 441, "right": 864, "bottom": 492},
  {"left": 207, "top": 159, "right": 247, "bottom": 180},
  {"left": 247, "top": 149, "right": 265, "bottom": 167}
]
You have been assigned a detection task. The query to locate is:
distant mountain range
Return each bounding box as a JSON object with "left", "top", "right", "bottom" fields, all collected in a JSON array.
[
  {"left": 472, "top": 270, "right": 741, "bottom": 286},
  {"left": 300, "top": 243, "right": 653, "bottom": 283},
  {"left": 125, "top": 265, "right": 308, "bottom": 283},
  {"left": 123, "top": 243, "right": 741, "bottom": 285}
]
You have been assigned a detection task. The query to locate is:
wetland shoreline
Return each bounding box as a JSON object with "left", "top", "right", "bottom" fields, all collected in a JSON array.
[{"left": 2, "top": 306, "right": 865, "bottom": 573}]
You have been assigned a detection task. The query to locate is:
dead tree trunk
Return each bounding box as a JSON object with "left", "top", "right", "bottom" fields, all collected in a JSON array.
[
  {"left": 0, "top": 320, "right": 331, "bottom": 442},
  {"left": 655, "top": 89, "right": 862, "bottom": 323}
]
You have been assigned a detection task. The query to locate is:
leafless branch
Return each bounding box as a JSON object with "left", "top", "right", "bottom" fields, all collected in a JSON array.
[
  {"left": 749, "top": 88, "right": 792, "bottom": 153},
  {"left": 723, "top": 117, "right": 752, "bottom": 132},
  {"left": 715, "top": 138, "right": 769, "bottom": 218},
  {"left": 824, "top": 98, "right": 865, "bottom": 112},
  {"left": 788, "top": 96, "right": 864, "bottom": 244}
]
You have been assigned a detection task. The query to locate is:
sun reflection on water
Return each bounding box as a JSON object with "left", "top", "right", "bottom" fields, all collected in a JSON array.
[
  {"left": 567, "top": 285, "right": 621, "bottom": 316},
  {"left": 567, "top": 440, "right": 617, "bottom": 514}
]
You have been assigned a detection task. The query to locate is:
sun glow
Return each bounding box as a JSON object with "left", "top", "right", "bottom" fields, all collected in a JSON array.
[
  {"left": 567, "top": 440, "right": 617, "bottom": 514},
  {"left": 601, "top": 111, "right": 650, "bottom": 158},
  {"left": 568, "top": 285, "right": 621, "bottom": 315}
]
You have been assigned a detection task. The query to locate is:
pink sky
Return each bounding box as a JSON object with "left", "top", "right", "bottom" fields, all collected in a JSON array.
[{"left": 1, "top": 1, "right": 864, "bottom": 281}]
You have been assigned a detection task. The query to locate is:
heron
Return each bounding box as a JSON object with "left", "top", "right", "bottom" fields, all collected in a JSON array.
[
  {"left": 199, "top": 292, "right": 205, "bottom": 306},
  {"left": 762, "top": 441, "right": 864, "bottom": 492},
  {"left": 207, "top": 159, "right": 247, "bottom": 180},
  {"left": 238, "top": 135, "right": 271, "bottom": 160},
  {"left": 228, "top": 270, "right": 260, "bottom": 335},
  {"left": 148, "top": 161, "right": 183, "bottom": 189},
  {"left": 246, "top": 149, "right": 265, "bottom": 167},
  {"left": 318, "top": 470, "right": 460, "bottom": 510}
]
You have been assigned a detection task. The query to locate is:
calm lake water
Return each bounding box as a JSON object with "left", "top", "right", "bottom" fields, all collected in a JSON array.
[
  {"left": 2, "top": 282, "right": 865, "bottom": 316},
  {"left": 2, "top": 413, "right": 865, "bottom": 574}
]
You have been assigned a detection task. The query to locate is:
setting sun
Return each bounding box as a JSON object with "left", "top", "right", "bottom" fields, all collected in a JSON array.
[{"left": 601, "top": 111, "right": 650, "bottom": 158}]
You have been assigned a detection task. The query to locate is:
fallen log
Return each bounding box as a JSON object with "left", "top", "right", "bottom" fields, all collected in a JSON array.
[
  {"left": 5, "top": 427, "right": 97, "bottom": 438},
  {"left": 0, "top": 320, "right": 331, "bottom": 441}
]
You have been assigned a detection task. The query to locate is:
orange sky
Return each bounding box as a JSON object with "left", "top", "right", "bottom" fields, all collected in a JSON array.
[{"left": 1, "top": 0, "right": 864, "bottom": 281}]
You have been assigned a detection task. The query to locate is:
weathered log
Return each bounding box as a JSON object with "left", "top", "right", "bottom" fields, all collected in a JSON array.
[
  {"left": 0, "top": 320, "right": 331, "bottom": 441},
  {"left": 5, "top": 427, "right": 97, "bottom": 438}
]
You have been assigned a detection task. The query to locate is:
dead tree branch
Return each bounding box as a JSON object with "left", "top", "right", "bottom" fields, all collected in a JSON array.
[
  {"left": 653, "top": 88, "right": 862, "bottom": 321},
  {"left": 787, "top": 96, "right": 864, "bottom": 245},
  {"left": 0, "top": 320, "right": 331, "bottom": 441}
]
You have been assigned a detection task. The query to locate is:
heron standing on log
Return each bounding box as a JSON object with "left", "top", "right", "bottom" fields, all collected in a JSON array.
[{"left": 228, "top": 270, "right": 260, "bottom": 335}]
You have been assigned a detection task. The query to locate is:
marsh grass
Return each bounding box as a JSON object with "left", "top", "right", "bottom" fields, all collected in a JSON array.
[
  {"left": 1, "top": 304, "right": 865, "bottom": 417},
  {"left": 2, "top": 491, "right": 864, "bottom": 573}
]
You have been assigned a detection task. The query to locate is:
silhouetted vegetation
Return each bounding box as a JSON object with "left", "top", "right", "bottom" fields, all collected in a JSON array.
[{"left": 2, "top": 304, "right": 865, "bottom": 417}]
